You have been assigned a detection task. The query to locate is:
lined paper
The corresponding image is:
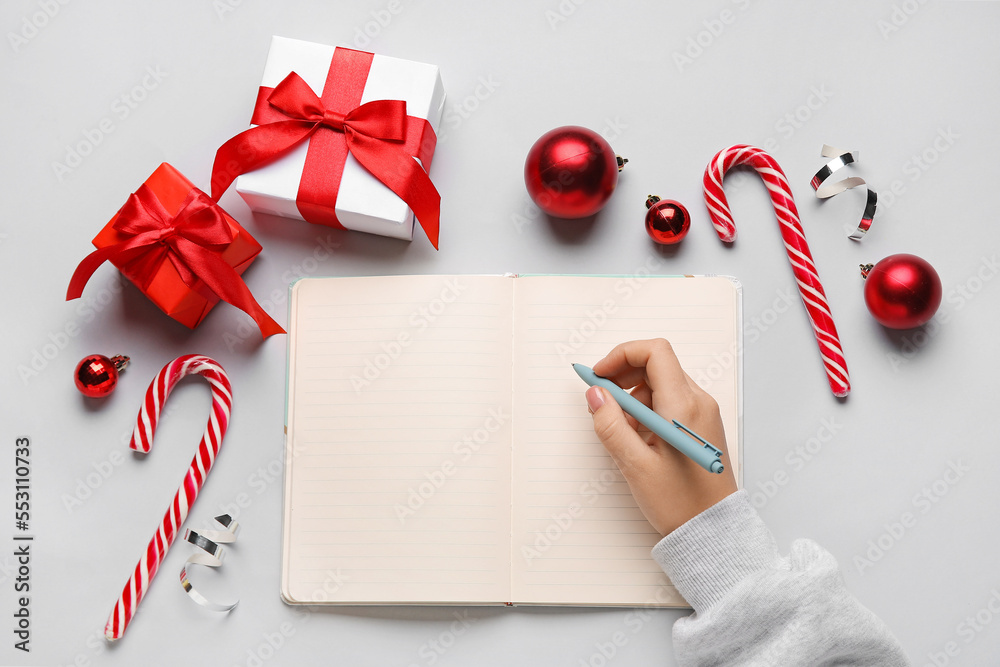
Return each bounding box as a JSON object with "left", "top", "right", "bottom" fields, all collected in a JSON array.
[
  {"left": 283, "top": 274, "right": 740, "bottom": 607},
  {"left": 282, "top": 276, "right": 513, "bottom": 604},
  {"left": 510, "top": 276, "right": 740, "bottom": 605}
]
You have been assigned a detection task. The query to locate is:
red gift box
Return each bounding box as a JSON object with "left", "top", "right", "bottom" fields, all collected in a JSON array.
[{"left": 67, "top": 163, "right": 283, "bottom": 337}]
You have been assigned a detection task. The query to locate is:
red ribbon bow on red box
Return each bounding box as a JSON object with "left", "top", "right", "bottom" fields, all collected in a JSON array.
[
  {"left": 211, "top": 48, "right": 440, "bottom": 249},
  {"left": 66, "top": 184, "right": 284, "bottom": 337}
]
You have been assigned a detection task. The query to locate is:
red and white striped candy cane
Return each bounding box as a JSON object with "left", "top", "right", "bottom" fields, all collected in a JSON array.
[
  {"left": 703, "top": 144, "right": 851, "bottom": 397},
  {"left": 104, "top": 354, "right": 233, "bottom": 641}
]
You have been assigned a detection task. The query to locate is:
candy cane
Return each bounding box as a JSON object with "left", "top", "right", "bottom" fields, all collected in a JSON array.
[
  {"left": 104, "top": 355, "right": 233, "bottom": 641},
  {"left": 703, "top": 144, "right": 851, "bottom": 397}
]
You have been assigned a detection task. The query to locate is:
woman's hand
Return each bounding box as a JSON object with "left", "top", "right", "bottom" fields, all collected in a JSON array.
[{"left": 585, "top": 339, "right": 738, "bottom": 536}]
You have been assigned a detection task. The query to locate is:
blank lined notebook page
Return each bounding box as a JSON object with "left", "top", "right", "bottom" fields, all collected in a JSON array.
[
  {"left": 509, "top": 275, "right": 740, "bottom": 606},
  {"left": 283, "top": 276, "right": 513, "bottom": 604}
]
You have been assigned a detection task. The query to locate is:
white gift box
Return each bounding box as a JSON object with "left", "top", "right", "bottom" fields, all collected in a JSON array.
[{"left": 235, "top": 36, "right": 446, "bottom": 241}]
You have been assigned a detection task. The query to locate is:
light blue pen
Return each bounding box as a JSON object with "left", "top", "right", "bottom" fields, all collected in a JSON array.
[{"left": 573, "top": 363, "right": 725, "bottom": 474}]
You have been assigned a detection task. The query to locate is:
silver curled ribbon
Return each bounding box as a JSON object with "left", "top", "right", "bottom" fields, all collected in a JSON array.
[
  {"left": 179, "top": 514, "right": 240, "bottom": 612},
  {"left": 809, "top": 144, "right": 877, "bottom": 241}
]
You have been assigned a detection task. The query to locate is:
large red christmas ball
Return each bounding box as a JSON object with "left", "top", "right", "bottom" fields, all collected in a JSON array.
[
  {"left": 524, "top": 126, "right": 623, "bottom": 218},
  {"left": 862, "top": 254, "right": 942, "bottom": 329}
]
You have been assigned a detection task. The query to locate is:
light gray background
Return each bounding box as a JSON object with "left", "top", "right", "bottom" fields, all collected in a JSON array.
[{"left": 2, "top": 1, "right": 998, "bottom": 665}]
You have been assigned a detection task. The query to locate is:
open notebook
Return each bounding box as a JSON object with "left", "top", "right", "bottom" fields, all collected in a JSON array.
[{"left": 282, "top": 274, "right": 742, "bottom": 606}]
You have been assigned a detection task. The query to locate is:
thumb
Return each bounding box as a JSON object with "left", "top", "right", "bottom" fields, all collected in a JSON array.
[{"left": 586, "top": 386, "right": 649, "bottom": 471}]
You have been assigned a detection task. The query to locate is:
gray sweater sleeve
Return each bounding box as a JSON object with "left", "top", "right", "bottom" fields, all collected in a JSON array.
[{"left": 651, "top": 490, "right": 909, "bottom": 666}]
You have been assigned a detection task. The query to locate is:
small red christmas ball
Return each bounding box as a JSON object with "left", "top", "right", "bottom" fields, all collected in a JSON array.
[
  {"left": 524, "top": 125, "right": 625, "bottom": 218},
  {"left": 861, "top": 254, "right": 942, "bottom": 329},
  {"left": 74, "top": 354, "right": 130, "bottom": 398},
  {"left": 644, "top": 196, "right": 690, "bottom": 245}
]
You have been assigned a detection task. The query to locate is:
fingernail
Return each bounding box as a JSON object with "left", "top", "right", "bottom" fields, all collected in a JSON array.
[{"left": 586, "top": 386, "right": 605, "bottom": 412}]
